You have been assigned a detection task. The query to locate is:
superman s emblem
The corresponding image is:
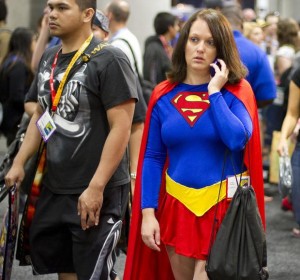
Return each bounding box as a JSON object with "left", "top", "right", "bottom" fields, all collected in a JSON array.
[{"left": 171, "top": 92, "right": 210, "bottom": 126}]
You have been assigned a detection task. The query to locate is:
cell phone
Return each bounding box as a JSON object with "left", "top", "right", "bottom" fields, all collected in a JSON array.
[{"left": 210, "top": 59, "right": 221, "bottom": 77}]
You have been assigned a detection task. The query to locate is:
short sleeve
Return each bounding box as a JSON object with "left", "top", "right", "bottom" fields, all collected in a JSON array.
[
  {"left": 25, "top": 74, "right": 38, "bottom": 103},
  {"left": 99, "top": 52, "right": 138, "bottom": 110}
]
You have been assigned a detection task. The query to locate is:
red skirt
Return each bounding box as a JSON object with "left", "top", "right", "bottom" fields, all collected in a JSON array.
[{"left": 160, "top": 193, "right": 230, "bottom": 260}]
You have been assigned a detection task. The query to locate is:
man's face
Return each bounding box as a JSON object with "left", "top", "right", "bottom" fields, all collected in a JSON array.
[
  {"left": 92, "top": 25, "right": 109, "bottom": 41},
  {"left": 169, "top": 20, "right": 180, "bottom": 40},
  {"left": 47, "top": 0, "right": 84, "bottom": 38}
]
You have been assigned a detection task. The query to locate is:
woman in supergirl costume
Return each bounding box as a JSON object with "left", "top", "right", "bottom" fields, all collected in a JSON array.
[{"left": 124, "top": 9, "right": 265, "bottom": 280}]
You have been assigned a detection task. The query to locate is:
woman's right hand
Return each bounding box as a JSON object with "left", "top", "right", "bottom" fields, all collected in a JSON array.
[
  {"left": 277, "top": 138, "right": 289, "bottom": 156},
  {"left": 208, "top": 59, "right": 229, "bottom": 95},
  {"left": 141, "top": 209, "right": 161, "bottom": 251}
]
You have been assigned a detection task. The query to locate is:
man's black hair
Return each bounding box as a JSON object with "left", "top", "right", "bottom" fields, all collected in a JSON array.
[
  {"left": 0, "top": 1, "right": 8, "bottom": 22},
  {"left": 154, "top": 12, "right": 178, "bottom": 35},
  {"left": 76, "top": 0, "right": 96, "bottom": 11}
]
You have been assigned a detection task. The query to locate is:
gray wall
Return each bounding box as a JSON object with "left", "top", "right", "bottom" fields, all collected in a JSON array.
[
  {"left": 5, "top": 0, "right": 300, "bottom": 45},
  {"left": 5, "top": 0, "right": 171, "bottom": 52},
  {"left": 6, "top": 0, "right": 45, "bottom": 31},
  {"left": 97, "top": 0, "right": 171, "bottom": 52}
]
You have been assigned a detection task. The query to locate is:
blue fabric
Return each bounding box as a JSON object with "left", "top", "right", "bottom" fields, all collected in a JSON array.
[
  {"left": 291, "top": 143, "right": 300, "bottom": 226},
  {"left": 233, "top": 30, "right": 276, "bottom": 102},
  {"left": 141, "top": 83, "right": 253, "bottom": 209}
]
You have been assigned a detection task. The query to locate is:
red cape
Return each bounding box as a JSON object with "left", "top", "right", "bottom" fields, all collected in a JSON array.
[{"left": 124, "top": 79, "right": 265, "bottom": 280}]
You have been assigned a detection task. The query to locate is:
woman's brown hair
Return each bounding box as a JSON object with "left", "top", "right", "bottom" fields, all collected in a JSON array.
[
  {"left": 277, "top": 18, "right": 299, "bottom": 48},
  {"left": 167, "top": 9, "right": 247, "bottom": 84}
]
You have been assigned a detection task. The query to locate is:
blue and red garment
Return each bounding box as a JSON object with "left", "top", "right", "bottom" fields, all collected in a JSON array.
[{"left": 124, "top": 79, "right": 265, "bottom": 280}]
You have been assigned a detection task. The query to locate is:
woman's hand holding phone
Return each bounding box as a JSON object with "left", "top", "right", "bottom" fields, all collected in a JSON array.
[
  {"left": 208, "top": 58, "right": 229, "bottom": 95},
  {"left": 210, "top": 59, "right": 221, "bottom": 77}
]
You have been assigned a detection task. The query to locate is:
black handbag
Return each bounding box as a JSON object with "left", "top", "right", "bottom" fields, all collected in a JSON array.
[
  {"left": 0, "top": 113, "right": 32, "bottom": 201},
  {"left": 205, "top": 151, "right": 269, "bottom": 280}
]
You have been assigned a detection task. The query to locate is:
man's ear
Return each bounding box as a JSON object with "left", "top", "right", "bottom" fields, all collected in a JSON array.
[
  {"left": 83, "top": 8, "right": 95, "bottom": 23},
  {"left": 106, "top": 11, "right": 113, "bottom": 21}
]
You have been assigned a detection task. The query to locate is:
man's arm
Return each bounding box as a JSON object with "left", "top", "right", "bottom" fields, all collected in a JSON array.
[
  {"left": 129, "top": 121, "right": 144, "bottom": 191},
  {"left": 24, "top": 101, "right": 38, "bottom": 117},
  {"left": 5, "top": 104, "right": 43, "bottom": 187},
  {"left": 31, "top": 12, "right": 50, "bottom": 73},
  {"left": 78, "top": 99, "right": 135, "bottom": 230}
]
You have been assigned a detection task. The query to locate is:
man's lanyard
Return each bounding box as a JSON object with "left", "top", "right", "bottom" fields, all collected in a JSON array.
[{"left": 49, "top": 34, "right": 93, "bottom": 112}]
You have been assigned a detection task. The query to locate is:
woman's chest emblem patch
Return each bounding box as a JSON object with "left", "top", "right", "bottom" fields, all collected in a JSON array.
[{"left": 171, "top": 91, "right": 210, "bottom": 126}]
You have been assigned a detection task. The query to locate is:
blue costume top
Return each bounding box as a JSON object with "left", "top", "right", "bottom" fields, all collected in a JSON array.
[
  {"left": 233, "top": 30, "right": 276, "bottom": 102},
  {"left": 141, "top": 83, "right": 253, "bottom": 209}
]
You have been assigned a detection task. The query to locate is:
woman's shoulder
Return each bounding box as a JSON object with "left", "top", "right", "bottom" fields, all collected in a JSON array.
[
  {"left": 225, "top": 79, "right": 253, "bottom": 94},
  {"left": 225, "top": 79, "right": 256, "bottom": 105}
]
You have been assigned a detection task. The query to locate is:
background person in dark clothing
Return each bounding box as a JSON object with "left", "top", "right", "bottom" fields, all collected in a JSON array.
[
  {"left": 143, "top": 12, "right": 179, "bottom": 85},
  {"left": 5, "top": 0, "right": 137, "bottom": 279},
  {"left": 0, "top": 27, "right": 36, "bottom": 146},
  {"left": 0, "top": 1, "right": 11, "bottom": 64}
]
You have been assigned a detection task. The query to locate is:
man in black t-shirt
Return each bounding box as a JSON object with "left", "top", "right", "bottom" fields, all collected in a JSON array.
[{"left": 5, "top": 0, "right": 137, "bottom": 279}]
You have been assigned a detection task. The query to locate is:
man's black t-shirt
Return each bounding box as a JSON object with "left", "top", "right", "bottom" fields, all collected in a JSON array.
[{"left": 27, "top": 37, "right": 138, "bottom": 194}]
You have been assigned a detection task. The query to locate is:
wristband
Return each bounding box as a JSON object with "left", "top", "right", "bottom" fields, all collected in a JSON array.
[{"left": 130, "top": 172, "right": 137, "bottom": 180}]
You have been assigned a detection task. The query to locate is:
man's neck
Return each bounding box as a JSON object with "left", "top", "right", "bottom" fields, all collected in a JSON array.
[
  {"left": 0, "top": 21, "right": 6, "bottom": 28},
  {"left": 162, "top": 33, "right": 172, "bottom": 42},
  {"left": 230, "top": 24, "right": 242, "bottom": 32},
  {"left": 109, "top": 22, "right": 126, "bottom": 37},
  {"left": 60, "top": 29, "right": 93, "bottom": 54}
]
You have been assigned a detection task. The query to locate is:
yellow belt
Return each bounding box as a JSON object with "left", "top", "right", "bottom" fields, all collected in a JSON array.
[{"left": 166, "top": 172, "right": 247, "bottom": 217}]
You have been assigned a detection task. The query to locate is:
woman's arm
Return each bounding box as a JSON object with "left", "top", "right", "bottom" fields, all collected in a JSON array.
[
  {"left": 278, "top": 80, "right": 300, "bottom": 155},
  {"left": 209, "top": 92, "right": 253, "bottom": 151}
]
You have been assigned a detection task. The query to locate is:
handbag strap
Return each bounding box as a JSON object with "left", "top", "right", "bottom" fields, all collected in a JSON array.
[
  {"left": 207, "top": 148, "right": 228, "bottom": 264},
  {"left": 229, "top": 146, "right": 268, "bottom": 269}
]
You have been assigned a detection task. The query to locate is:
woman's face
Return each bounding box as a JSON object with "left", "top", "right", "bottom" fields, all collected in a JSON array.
[
  {"left": 185, "top": 18, "right": 217, "bottom": 77},
  {"left": 92, "top": 25, "right": 109, "bottom": 41},
  {"left": 249, "top": 27, "right": 264, "bottom": 45}
]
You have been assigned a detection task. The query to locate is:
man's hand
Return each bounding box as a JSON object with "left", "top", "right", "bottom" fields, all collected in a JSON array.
[
  {"left": 77, "top": 186, "right": 103, "bottom": 230},
  {"left": 5, "top": 163, "right": 25, "bottom": 189}
]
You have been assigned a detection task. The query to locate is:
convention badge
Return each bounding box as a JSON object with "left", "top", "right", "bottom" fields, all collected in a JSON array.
[
  {"left": 226, "top": 175, "right": 250, "bottom": 199},
  {"left": 36, "top": 110, "right": 57, "bottom": 142}
]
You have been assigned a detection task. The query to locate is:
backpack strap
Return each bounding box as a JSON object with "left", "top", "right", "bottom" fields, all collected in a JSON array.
[{"left": 112, "top": 38, "right": 141, "bottom": 78}]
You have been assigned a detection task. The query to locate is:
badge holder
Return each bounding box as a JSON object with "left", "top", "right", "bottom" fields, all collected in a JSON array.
[{"left": 36, "top": 110, "right": 57, "bottom": 142}]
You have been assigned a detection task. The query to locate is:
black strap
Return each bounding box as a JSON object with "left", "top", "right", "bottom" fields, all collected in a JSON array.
[
  {"left": 71, "top": 41, "right": 108, "bottom": 77},
  {"left": 207, "top": 149, "right": 229, "bottom": 264},
  {"left": 113, "top": 38, "right": 142, "bottom": 81}
]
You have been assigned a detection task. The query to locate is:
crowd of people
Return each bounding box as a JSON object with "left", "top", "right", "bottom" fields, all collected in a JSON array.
[
  {"left": 240, "top": 5, "right": 300, "bottom": 239},
  {"left": 0, "top": 0, "right": 299, "bottom": 279}
]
